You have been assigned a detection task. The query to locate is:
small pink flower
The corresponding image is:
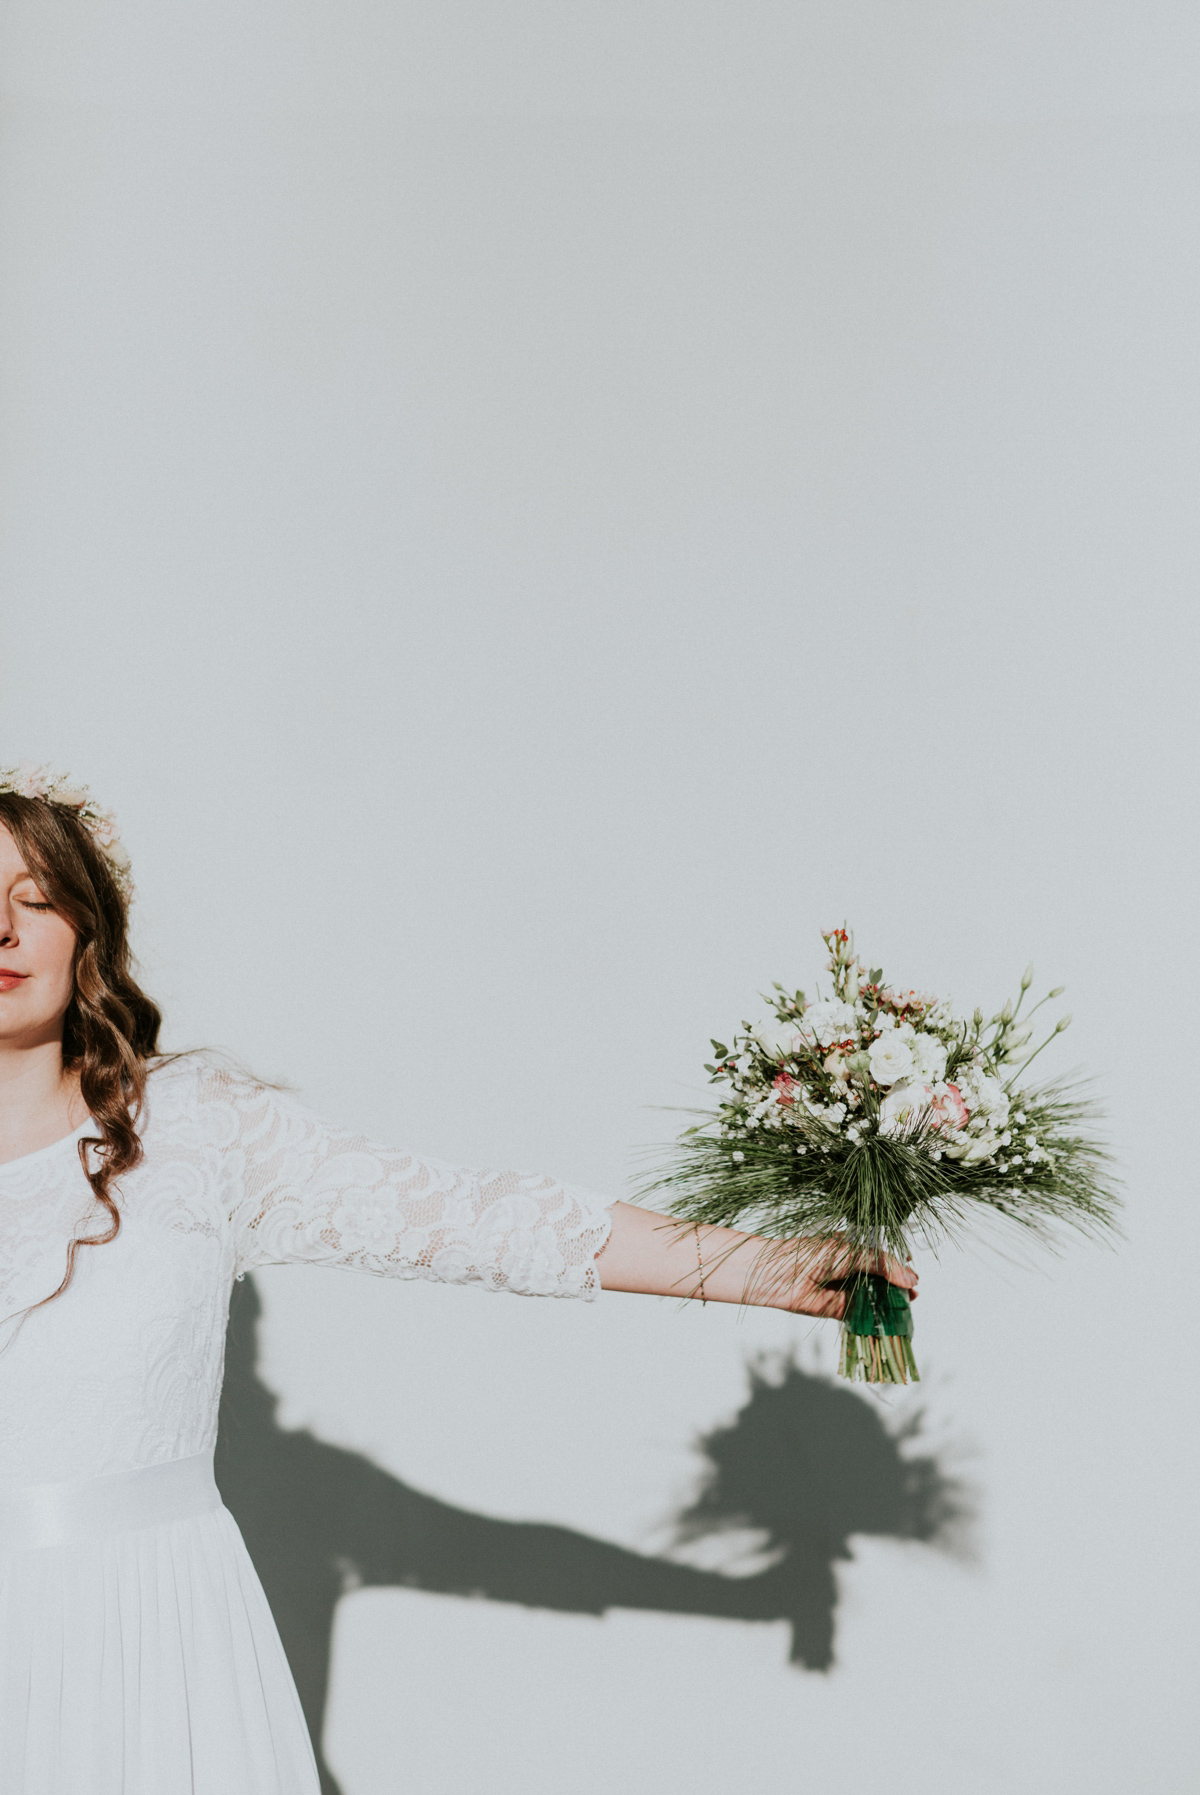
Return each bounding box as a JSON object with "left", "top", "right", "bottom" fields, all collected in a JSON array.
[
  {"left": 931, "top": 1083, "right": 969, "bottom": 1130},
  {"left": 772, "top": 1073, "right": 798, "bottom": 1107}
]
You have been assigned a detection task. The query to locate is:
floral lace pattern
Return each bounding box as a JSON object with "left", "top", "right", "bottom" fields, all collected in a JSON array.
[
  {"left": 0, "top": 1057, "right": 613, "bottom": 1484},
  {"left": 218, "top": 1066, "right": 612, "bottom": 1295}
]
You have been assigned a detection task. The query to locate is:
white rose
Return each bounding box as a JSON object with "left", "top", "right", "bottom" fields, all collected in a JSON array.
[
  {"left": 944, "top": 1131, "right": 998, "bottom": 1164},
  {"left": 752, "top": 1017, "right": 803, "bottom": 1059},
  {"left": 878, "top": 1082, "right": 931, "bottom": 1135},
  {"left": 868, "top": 1033, "right": 916, "bottom": 1086},
  {"left": 799, "top": 999, "right": 859, "bottom": 1047}
]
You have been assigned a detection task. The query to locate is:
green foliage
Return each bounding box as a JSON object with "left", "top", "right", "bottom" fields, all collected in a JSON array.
[
  {"left": 642, "top": 1076, "right": 1119, "bottom": 1263},
  {"left": 648, "top": 928, "right": 1120, "bottom": 1345}
]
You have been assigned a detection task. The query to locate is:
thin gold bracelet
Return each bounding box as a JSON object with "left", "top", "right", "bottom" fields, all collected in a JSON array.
[{"left": 695, "top": 1226, "right": 708, "bottom": 1305}]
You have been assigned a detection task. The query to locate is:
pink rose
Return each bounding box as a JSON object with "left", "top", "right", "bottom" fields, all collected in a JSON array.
[{"left": 930, "top": 1083, "right": 969, "bottom": 1130}]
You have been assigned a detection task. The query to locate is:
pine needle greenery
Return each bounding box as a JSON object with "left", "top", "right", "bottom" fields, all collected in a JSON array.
[{"left": 641, "top": 928, "right": 1120, "bottom": 1384}]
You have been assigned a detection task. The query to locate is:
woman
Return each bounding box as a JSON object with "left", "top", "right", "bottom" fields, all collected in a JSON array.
[{"left": 0, "top": 764, "right": 915, "bottom": 1794}]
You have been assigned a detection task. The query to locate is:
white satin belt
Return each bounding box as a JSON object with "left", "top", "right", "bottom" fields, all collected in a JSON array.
[{"left": 0, "top": 1453, "right": 221, "bottom": 1551}]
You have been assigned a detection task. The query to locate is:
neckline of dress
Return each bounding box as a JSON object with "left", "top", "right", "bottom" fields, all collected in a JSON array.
[{"left": 0, "top": 1119, "right": 95, "bottom": 1176}]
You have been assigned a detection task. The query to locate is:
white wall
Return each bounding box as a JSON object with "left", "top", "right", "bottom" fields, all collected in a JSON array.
[{"left": 2, "top": 6, "right": 1197, "bottom": 1791}]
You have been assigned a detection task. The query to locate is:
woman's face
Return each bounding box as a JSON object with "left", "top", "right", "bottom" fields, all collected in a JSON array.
[{"left": 0, "top": 824, "right": 78, "bottom": 1049}]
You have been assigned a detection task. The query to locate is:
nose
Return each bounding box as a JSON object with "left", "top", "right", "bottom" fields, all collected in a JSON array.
[{"left": 0, "top": 902, "right": 17, "bottom": 947}]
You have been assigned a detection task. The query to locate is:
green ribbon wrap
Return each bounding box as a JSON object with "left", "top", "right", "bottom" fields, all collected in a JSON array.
[
  {"left": 838, "top": 1274, "right": 919, "bottom": 1384},
  {"left": 843, "top": 1273, "right": 914, "bottom": 1339}
]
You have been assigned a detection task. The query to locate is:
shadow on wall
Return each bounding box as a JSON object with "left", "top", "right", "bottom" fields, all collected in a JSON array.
[{"left": 216, "top": 1277, "right": 966, "bottom": 1795}]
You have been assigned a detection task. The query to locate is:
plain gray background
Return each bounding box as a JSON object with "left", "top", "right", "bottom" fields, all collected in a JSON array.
[{"left": 2, "top": 5, "right": 1197, "bottom": 1791}]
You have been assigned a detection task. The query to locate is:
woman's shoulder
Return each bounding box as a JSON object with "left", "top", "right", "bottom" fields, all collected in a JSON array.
[{"left": 143, "top": 1050, "right": 294, "bottom": 1121}]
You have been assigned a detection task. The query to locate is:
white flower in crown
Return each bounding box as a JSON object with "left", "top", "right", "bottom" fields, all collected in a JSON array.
[
  {"left": 0, "top": 760, "right": 134, "bottom": 897},
  {"left": 11, "top": 761, "right": 53, "bottom": 799}
]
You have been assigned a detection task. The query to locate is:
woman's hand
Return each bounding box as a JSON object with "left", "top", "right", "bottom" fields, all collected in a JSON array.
[
  {"left": 761, "top": 1233, "right": 918, "bottom": 1319},
  {"left": 596, "top": 1201, "right": 917, "bottom": 1319}
]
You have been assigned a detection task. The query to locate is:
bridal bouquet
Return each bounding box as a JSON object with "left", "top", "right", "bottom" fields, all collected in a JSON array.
[{"left": 646, "top": 928, "right": 1118, "bottom": 1383}]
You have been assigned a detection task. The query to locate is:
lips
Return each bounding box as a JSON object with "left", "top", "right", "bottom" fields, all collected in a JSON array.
[{"left": 0, "top": 970, "right": 29, "bottom": 990}]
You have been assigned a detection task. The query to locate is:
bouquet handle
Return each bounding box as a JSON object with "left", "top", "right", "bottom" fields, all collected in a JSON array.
[{"left": 838, "top": 1274, "right": 920, "bottom": 1385}]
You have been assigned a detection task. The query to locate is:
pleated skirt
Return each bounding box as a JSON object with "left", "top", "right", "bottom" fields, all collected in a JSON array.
[{"left": 0, "top": 1459, "right": 320, "bottom": 1795}]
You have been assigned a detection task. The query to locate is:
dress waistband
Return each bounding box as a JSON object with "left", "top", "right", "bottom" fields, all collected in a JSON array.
[{"left": 0, "top": 1453, "right": 221, "bottom": 1551}]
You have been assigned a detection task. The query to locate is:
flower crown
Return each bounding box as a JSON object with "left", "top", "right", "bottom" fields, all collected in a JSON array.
[{"left": 0, "top": 762, "right": 134, "bottom": 896}]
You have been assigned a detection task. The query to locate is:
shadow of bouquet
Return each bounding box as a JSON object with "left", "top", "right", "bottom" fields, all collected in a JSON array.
[{"left": 216, "top": 1279, "right": 968, "bottom": 1795}]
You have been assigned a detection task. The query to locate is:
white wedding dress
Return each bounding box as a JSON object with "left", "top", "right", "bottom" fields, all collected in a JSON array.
[{"left": 0, "top": 1056, "right": 614, "bottom": 1793}]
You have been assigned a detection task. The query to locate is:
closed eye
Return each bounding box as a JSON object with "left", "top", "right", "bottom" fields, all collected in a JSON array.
[{"left": 18, "top": 900, "right": 53, "bottom": 913}]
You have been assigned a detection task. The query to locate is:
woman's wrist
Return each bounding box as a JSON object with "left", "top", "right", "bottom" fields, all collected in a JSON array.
[{"left": 597, "top": 1201, "right": 918, "bottom": 1321}]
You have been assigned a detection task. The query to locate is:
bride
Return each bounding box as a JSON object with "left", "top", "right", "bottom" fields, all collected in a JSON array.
[{"left": 0, "top": 763, "right": 916, "bottom": 1794}]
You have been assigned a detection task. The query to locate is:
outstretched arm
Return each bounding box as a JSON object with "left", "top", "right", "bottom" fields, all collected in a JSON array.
[
  {"left": 596, "top": 1200, "right": 917, "bottom": 1319},
  {"left": 212, "top": 1060, "right": 914, "bottom": 1312}
]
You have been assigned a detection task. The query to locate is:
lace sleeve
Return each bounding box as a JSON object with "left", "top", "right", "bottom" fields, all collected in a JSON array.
[{"left": 212, "top": 1071, "right": 614, "bottom": 1299}]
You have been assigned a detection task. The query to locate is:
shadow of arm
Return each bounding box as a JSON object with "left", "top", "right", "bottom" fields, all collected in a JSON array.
[{"left": 339, "top": 1455, "right": 825, "bottom": 1635}]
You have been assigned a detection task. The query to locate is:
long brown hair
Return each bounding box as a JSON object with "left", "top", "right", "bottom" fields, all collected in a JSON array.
[{"left": 0, "top": 793, "right": 161, "bottom": 1304}]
